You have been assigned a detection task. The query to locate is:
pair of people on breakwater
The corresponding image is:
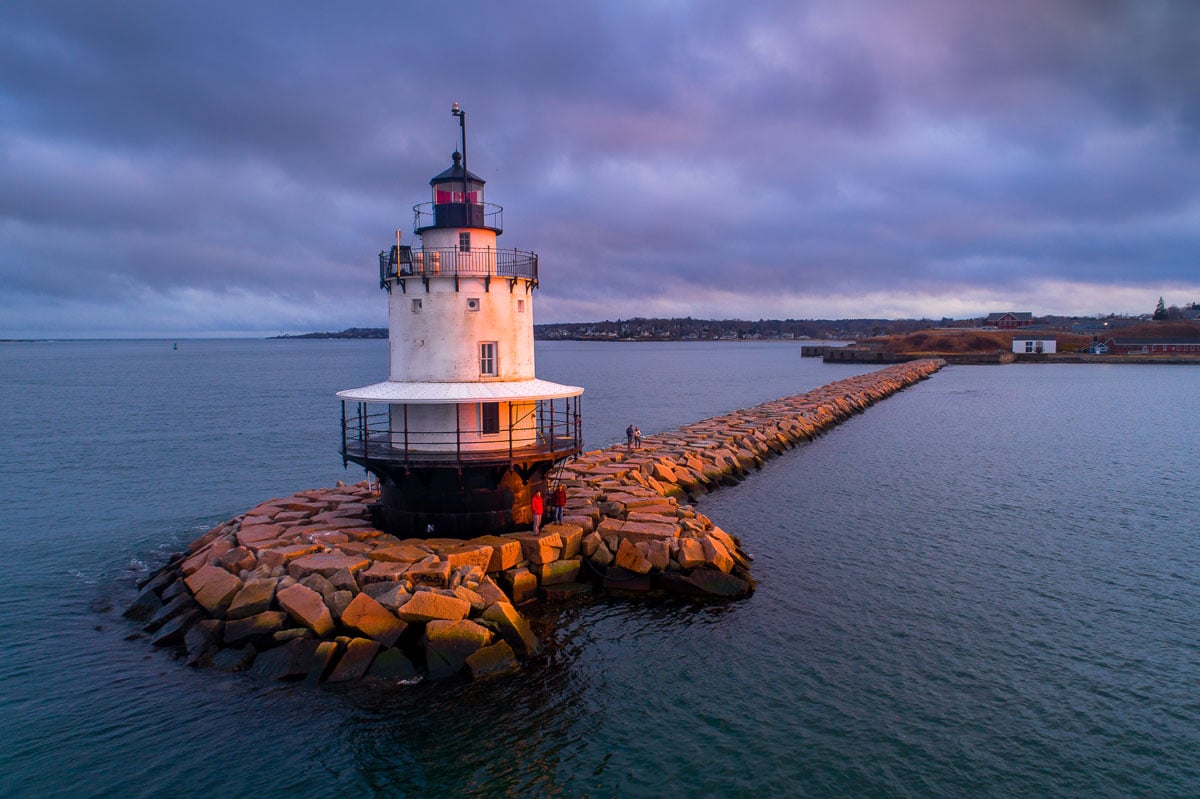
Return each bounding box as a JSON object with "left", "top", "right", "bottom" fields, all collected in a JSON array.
[
  {"left": 625, "top": 424, "right": 642, "bottom": 450},
  {"left": 531, "top": 485, "right": 567, "bottom": 533}
]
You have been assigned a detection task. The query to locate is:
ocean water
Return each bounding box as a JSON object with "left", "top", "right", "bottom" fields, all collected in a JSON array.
[{"left": 0, "top": 340, "right": 1197, "bottom": 798}]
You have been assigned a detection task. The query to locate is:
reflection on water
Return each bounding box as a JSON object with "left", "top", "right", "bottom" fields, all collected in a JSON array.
[{"left": 2, "top": 343, "right": 1198, "bottom": 798}]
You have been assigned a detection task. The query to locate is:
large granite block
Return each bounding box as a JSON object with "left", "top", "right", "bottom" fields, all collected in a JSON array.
[
  {"left": 481, "top": 601, "right": 539, "bottom": 657},
  {"left": 394, "top": 591, "right": 470, "bottom": 624},
  {"left": 340, "top": 592, "right": 407, "bottom": 647},
  {"left": 226, "top": 578, "right": 277, "bottom": 620},
  {"left": 287, "top": 553, "right": 370, "bottom": 579},
  {"left": 466, "top": 641, "right": 520, "bottom": 680},
  {"left": 276, "top": 583, "right": 334, "bottom": 636},
  {"left": 510, "top": 532, "right": 563, "bottom": 565},
  {"left": 326, "top": 638, "right": 381, "bottom": 683},
  {"left": 469, "top": 536, "right": 522, "bottom": 572},
  {"left": 223, "top": 611, "right": 288, "bottom": 646}
]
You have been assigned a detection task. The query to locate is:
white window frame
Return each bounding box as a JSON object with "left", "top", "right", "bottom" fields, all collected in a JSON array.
[{"left": 480, "top": 341, "right": 497, "bottom": 376}]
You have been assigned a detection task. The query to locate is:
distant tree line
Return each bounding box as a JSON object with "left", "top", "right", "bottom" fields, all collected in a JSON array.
[
  {"left": 271, "top": 327, "right": 387, "bottom": 339},
  {"left": 1153, "top": 297, "right": 1199, "bottom": 321},
  {"left": 274, "top": 303, "right": 1194, "bottom": 342},
  {"left": 534, "top": 317, "right": 935, "bottom": 341}
]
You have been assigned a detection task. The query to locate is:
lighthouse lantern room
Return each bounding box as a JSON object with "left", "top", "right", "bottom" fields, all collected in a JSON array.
[{"left": 338, "top": 106, "right": 583, "bottom": 537}]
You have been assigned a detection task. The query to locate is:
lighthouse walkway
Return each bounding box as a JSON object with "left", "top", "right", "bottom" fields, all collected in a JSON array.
[
  {"left": 127, "top": 359, "right": 944, "bottom": 686},
  {"left": 343, "top": 434, "right": 581, "bottom": 467}
]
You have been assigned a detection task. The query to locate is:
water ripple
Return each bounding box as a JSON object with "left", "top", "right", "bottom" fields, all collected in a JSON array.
[{"left": 3, "top": 346, "right": 1199, "bottom": 797}]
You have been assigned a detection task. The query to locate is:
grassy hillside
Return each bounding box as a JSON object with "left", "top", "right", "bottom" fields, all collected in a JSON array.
[
  {"left": 868, "top": 321, "right": 1200, "bottom": 355},
  {"left": 870, "top": 329, "right": 1087, "bottom": 354}
]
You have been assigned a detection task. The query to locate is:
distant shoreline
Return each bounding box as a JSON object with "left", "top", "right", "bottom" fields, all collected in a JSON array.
[
  {"left": 270, "top": 328, "right": 387, "bottom": 340},
  {"left": 269, "top": 328, "right": 845, "bottom": 343}
]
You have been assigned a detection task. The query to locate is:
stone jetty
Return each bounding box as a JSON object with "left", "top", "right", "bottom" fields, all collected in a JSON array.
[{"left": 125, "top": 359, "right": 943, "bottom": 685}]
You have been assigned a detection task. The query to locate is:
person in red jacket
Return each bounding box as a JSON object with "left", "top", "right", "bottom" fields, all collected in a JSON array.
[
  {"left": 551, "top": 485, "right": 567, "bottom": 523},
  {"left": 531, "top": 490, "right": 545, "bottom": 534}
]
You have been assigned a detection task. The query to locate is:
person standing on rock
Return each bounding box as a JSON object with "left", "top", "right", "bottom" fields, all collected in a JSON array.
[
  {"left": 531, "top": 490, "right": 545, "bottom": 534},
  {"left": 551, "top": 484, "right": 566, "bottom": 523},
  {"left": 626, "top": 424, "right": 634, "bottom": 450},
  {"left": 634, "top": 426, "right": 642, "bottom": 449}
]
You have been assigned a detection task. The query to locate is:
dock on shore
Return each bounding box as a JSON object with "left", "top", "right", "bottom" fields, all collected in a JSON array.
[{"left": 126, "top": 359, "right": 945, "bottom": 685}]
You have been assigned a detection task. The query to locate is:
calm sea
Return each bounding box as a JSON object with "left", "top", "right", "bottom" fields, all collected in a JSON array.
[{"left": 0, "top": 340, "right": 1196, "bottom": 798}]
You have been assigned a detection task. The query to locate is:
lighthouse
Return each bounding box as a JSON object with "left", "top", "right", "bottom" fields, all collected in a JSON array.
[{"left": 337, "top": 106, "right": 583, "bottom": 537}]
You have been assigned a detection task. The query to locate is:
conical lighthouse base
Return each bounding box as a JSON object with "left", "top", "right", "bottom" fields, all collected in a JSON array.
[{"left": 362, "top": 461, "right": 557, "bottom": 538}]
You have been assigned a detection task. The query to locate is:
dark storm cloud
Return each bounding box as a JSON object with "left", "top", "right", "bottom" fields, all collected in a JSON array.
[{"left": 1, "top": 0, "right": 1198, "bottom": 336}]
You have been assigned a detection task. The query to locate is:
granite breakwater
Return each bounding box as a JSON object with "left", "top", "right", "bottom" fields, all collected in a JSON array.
[{"left": 125, "top": 359, "right": 944, "bottom": 685}]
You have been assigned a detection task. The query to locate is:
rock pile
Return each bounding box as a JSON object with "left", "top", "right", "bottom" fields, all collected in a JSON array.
[
  {"left": 557, "top": 358, "right": 945, "bottom": 598},
  {"left": 125, "top": 358, "right": 943, "bottom": 684},
  {"left": 125, "top": 483, "right": 545, "bottom": 685}
]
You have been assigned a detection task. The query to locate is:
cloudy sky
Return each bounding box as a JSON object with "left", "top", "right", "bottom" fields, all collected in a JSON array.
[{"left": 3, "top": 1, "right": 1199, "bottom": 337}]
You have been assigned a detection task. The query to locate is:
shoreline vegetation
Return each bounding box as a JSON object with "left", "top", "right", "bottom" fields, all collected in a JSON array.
[
  {"left": 272, "top": 317, "right": 1200, "bottom": 362},
  {"left": 828, "top": 320, "right": 1200, "bottom": 363}
]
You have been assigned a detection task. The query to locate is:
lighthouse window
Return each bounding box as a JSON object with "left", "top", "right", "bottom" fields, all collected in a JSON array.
[
  {"left": 480, "top": 342, "right": 497, "bottom": 376},
  {"left": 517, "top": 299, "right": 525, "bottom": 313},
  {"left": 479, "top": 402, "right": 500, "bottom": 435},
  {"left": 459, "top": 232, "right": 471, "bottom": 253},
  {"left": 411, "top": 298, "right": 422, "bottom": 312},
  {"left": 467, "top": 297, "right": 481, "bottom": 312}
]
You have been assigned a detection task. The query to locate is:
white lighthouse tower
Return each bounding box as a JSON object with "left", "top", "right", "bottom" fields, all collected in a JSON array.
[{"left": 338, "top": 106, "right": 583, "bottom": 537}]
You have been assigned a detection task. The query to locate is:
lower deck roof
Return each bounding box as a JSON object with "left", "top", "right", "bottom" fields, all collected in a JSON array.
[{"left": 336, "top": 378, "right": 584, "bottom": 404}]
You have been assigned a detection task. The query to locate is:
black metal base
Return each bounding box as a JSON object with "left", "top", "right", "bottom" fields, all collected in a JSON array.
[{"left": 357, "top": 459, "right": 556, "bottom": 538}]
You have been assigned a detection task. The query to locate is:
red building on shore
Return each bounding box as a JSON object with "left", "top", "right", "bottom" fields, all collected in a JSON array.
[
  {"left": 1102, "top": 337, "right": 1200, "bottom": 354},
  {"left": 984, "top": 312, "right": 1035, "bottom": 329}
]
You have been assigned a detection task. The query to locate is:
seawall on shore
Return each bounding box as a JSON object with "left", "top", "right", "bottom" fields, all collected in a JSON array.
[
  {"left": 125, "top": 359, "right": 945, "bottom": 685},
  {"left": 821, "top": 347, "right": 1016, "bottom": 365}
]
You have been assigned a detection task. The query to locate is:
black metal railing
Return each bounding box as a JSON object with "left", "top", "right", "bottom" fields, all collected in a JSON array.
[
  {"left": 341, "top": 396, "right": 582, "bottom": 467},
  {"left": 379, "top": 245, "right": 537, "bottom": 287},
  {"left": 413, "top": 201, "right": 503, "bottom": 233}
]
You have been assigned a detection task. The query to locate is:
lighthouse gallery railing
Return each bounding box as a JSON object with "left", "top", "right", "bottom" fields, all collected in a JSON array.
[
  {"left": 341, "top": 396, "right": 582, "bottom": 468},
  {"left": 379, "top": 246, "right": 537, "bottom": 288},
  {"left": 412, "top": 201, "right": 503, "bottom": 233}
]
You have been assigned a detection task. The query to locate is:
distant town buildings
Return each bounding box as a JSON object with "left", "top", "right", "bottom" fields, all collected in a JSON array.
[
  {"left": 984, "top": 312, "right": 1035, "bottom": 329},
  {"left": 285, "top": 308, "right": 1196, "bottom": 348},
  {"left": 1101, "top": 337, "right": 1200, "bottom": 355},
  {"left": 534, "top": 317, "right": 928, "bottom": 341},
  {"left": 1070, "top": 318, "right": 1138, "bottom": 333},
  {"left": 532, "top": 312, "right": 1161, "bottom": 342}
]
